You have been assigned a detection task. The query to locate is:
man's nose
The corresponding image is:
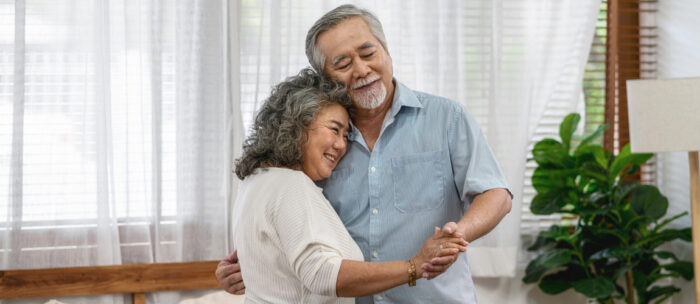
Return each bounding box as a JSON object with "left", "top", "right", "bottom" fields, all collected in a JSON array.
[{"left": 353, "top": 60, "right": 371, "bottom": 78}]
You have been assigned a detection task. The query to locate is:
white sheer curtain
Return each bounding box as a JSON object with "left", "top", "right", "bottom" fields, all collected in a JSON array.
[
  {"left": 237, "top": 0, "right": 600, "bottom": 277},
  {"left": 656, "top": 0, "right": 700, "bottom": 302},
  {"left": 0, "top": 1, "right": 234, "bottom": 303}
]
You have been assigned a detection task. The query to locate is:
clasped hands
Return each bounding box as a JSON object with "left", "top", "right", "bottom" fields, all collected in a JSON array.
[
  {"left": 215, "top": 222, "right": 468, "bottom": 294},
  {"left": 412, "top": 222, "right": 468, "bottom": 280}
]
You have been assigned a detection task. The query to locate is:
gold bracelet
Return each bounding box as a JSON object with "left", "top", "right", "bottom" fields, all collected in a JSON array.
[{"left": 408, "top": 259, "right": 417, "bottom": 286}]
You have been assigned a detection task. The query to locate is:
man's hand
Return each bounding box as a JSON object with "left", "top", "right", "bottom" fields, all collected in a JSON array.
[
  {"left": 418, "top": 224, "right": 467, "bottom": 279},
  {"left": 215, "top": 250, "right": 245, "bottom": 295},
  {"left": 440, "top": 222, "right": 459, "bottom": 235},
  {"left": 420, "top": 222, "right": 468, "bottom": 279}
]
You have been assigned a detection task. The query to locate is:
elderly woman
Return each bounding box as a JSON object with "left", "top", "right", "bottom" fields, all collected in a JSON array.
[{"left": 231, "top": 68, "right": 466, "bottom": 303}]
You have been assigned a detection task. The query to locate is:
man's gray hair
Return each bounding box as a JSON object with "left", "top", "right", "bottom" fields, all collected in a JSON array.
[
  {"left": 305, "top": 4, "right": 388, "bottom": 74},
  {"left": 234, "top": 68, "right": 353, "bottom": 180}
]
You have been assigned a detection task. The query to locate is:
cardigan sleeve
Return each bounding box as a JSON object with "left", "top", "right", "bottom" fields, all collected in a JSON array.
[{"left": 271, "top": 179, "right": 347, "bottom": 297}]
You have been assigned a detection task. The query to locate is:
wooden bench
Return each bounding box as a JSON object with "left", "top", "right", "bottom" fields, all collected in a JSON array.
[{"left": 0, "top": 261, "right": 220, "bottom": 304}]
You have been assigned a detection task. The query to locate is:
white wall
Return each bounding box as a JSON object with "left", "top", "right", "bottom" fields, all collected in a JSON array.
[{"left": 657, "top": 0, "right": 700, "bottom": 303}]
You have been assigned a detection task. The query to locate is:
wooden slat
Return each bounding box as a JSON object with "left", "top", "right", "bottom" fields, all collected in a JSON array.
[
  {"left": 133, "top": 292, "right": 146, "bottom": 304},
  {"left": 0, "top": 261, "right": 220, "bottom": 299},
  {"left": 605, "top": 0, "right": 643, "bottom": 159},
  {"left": 689, "top": 151, "right": 700, "bottom": 304}
]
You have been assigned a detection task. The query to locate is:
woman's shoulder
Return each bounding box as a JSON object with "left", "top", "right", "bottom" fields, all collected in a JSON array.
[
  {"left": 247, "top": 167, "right": 320, "bottom": 194},
  {"left": 253, "top": 167, "right": 309, "bottom": 182}
]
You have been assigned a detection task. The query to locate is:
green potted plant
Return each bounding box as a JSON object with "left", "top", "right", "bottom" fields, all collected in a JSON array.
[{"left": 522, "top": 113, "right": 693, "bottom": 304}]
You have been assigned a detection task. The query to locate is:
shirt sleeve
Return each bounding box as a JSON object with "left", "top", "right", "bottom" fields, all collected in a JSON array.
[
  {"left": 448, "top": 104, "right": 512, "bottom": 204},
  {"left": 270, "top": 179, "right": 347, "bottom": 297}
]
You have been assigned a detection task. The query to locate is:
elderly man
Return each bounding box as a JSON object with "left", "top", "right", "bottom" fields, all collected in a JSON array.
[{"left": 217, "top": 4, "right": 512, "bottom": 303}]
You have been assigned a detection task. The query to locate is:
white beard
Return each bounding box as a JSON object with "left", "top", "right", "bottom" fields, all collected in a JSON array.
[{"left": 351, "top": 80, "right": 387, "bottom": 110}]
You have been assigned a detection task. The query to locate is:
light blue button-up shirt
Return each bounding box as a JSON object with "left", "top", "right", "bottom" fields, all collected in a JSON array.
[{"left": 317, "top": 81, "right": 510, "bottom": 303}]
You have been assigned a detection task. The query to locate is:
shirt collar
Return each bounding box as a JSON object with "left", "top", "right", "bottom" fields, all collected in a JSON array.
[
  {"left": 389, "top": 79, "right": 424, "bottom": 116},
  {"left": 347, "top": 78, "right": 423, "bottom": 141}
]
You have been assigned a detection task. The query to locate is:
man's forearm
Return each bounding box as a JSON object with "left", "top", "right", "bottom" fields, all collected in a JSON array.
[{"left": 456, "top": 188, "right": 512, "bottom": 242}]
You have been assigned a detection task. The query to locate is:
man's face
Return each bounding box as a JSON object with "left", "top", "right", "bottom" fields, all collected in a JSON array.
[{"left": 316, "top": 17, "right": 394, "bottom": 110}]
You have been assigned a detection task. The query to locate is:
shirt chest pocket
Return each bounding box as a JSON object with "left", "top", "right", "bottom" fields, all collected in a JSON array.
[{"left": 391, "top": 150, "right": 446, "bottom": 213}]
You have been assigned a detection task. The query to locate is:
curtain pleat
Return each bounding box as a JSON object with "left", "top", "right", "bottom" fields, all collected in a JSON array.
[
  {"left": 7, "top": 0, "right": 26, "bottom": 272},
  {"left": 1, "top": 1, "right": 232, "bottom": 303}
]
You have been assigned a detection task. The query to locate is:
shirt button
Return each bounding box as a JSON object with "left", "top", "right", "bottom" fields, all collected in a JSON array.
[
  {"left": 370, "top": 166, "right": 376, "bottom": 172},
  {"left": 372, "top": 251, "right": 378, "bottom": 258},
  {"left": 372, "top": 208, "right": 378, "bottom": 215},
  {"left": 375, "top": 295, "right": 383, "bottom": 301}
]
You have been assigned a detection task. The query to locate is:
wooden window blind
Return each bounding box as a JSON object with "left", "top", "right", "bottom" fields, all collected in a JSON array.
[{"left": 604, "top": 0, "right": 658, "bottom": 183}]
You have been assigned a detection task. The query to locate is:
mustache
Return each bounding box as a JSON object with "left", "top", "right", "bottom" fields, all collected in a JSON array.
[{"left": 351, "top": 76, "right": 380, "bottom": 90}]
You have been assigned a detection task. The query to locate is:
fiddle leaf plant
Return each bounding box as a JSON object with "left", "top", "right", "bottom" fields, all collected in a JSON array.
[{"left": 523, "top": 113, "right": 693, "bottom": 304}]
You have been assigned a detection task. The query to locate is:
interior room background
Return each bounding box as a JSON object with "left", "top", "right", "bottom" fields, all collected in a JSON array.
[{"left": 1, "top": 0, "right": 697, "bottom": 303}]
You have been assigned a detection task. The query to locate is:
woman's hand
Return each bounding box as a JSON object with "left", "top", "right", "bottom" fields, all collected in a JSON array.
[{"left": 412, "top": 227, "right": 468, "bottom": 280}]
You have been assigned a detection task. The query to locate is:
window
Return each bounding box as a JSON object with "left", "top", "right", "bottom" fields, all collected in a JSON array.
[
  {"left": 520, "top": 0, "right": 660, "bottom": 238},
  {"left": 519, "top": 1, "right": 609, "bottom": 235},
  {"left": 1, "top": 1, "right": 190, "bottom": 266}
]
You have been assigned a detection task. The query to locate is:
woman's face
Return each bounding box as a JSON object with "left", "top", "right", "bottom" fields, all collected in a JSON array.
[{"left": 302, "top": 103, "right": 350, "bottom": 181}]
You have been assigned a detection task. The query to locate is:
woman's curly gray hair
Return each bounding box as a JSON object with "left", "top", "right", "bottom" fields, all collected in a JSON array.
[{"left": 235, "top": 68, "right": 353, "bottom": 180}]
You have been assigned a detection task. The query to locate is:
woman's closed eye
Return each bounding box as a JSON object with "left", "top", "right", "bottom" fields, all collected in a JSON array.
[{"left": 329, "top": 127, "right": 349, "bottom": 141}]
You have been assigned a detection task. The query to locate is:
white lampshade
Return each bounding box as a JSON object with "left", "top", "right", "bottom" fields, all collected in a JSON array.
[{"left": 626, "top": 77, "right": 700, "bottom": 153}]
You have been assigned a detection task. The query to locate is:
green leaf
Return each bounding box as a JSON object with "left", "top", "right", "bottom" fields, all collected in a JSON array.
[
  {"left": 652, "top": 293, "right": 676, "bottom": 304},
  {"left": 577, "top": 205, "right": 613, "bottom": 217},
  {"left": 645, "top": 286, "right": 680, "bottom": 304},
  {"left": 531, "top": 190, "right": 569, "bottom": 215},
  {"left": 539, "top": 272, "right": 573, "bottom": 294},
  {"left": 523, "top": 263, "right": 547, "bottom": 284},
  {"left": 559, "top": 113, "right": 580, "bottom": 150},
  {"left": 609, "top": 144, "right": 653, "bottom": 179},
  {"left": 630, "top": 185, "right": 668, "bottom": 220},
  {"left": 580, "top": 162, "right": 608, "bottom": 183},
  {"left": 575, "top": 144, "right": 609, "bottom": 169},
  {"left": 527, "top": 235, "right": 555, "bottom": 251},
  {"left": 532, "top": 167, "right": 577, "bottom": 193},
  {"left": 633, "top": 228, "right": 689, "bottom": 248},
  {"left": 680, "top": 227, "right": 692, "bottom": 242},
  {"left": 586, "top": 226, "right": 630, "bottom": 244},
  {"left": 623, "top": 215, "right": 652, "bottom": 232},
  {"left": 654, "top": 212, "right": 688, "bottom": 233},
  {"left": 663, "top": 261, "right": 694, "bottom": 280},
  {"left": 578, "top": 124, "right": 609, "bottom": 148},
  {"left": 572, "top": 277, "right": 615, "bottom": 299},
  {"left": 532, "top": 139, "right": 569, "bottom": 167},
  {"left": 653, "top": 251, "right": 679, "bottom": 262},
  {"left": 534, "top": 249, "right": 573, "bottom": 268},
  {"left": 614, "top": 181, "right": 640, "bottom": 205},
  {"left": 609, "top": 144, "right": 631, "bottom": 179},
  {"left": 523, "top": 249, "right": 572, "bottom": 283},
  {"left": 539, "top": 225, "right": 572, "bottom": 242},
  {"left": 612, "top": 247, "right": 642, "bottom": 258},
  {"left": 633, "top": 269, "right": 648, "bottom": 301}
]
